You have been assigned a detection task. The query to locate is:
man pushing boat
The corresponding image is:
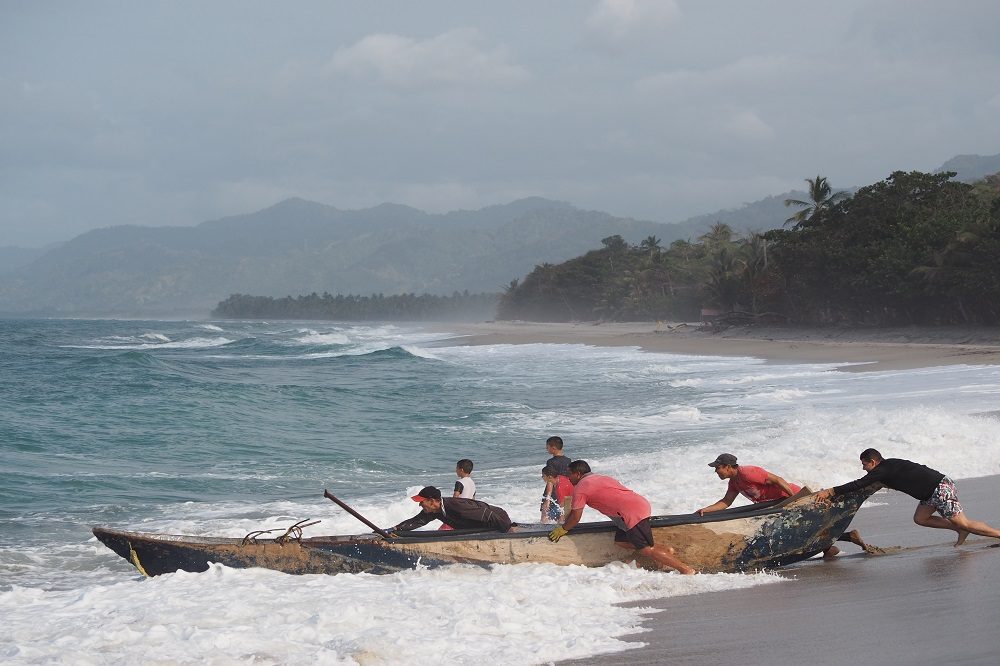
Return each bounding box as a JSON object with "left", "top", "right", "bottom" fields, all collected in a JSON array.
[
  {"left": 815, "top": 448, "right": 1000, "bottom": 546},
  {"left": 386, "top": 486, "right": 515, "bottom": 533},
  {"left": 548, "top": 460, "right": 697, "bottom": 575},
  {"left": 697, "top": 453, "right": 876, "bottom": 558}
]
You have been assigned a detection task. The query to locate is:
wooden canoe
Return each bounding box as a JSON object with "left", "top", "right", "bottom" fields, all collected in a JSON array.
[{"left": 93, "top": 486, "right": 877, "bottom": 577}]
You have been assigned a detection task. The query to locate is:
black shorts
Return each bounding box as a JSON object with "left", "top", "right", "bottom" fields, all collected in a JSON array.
[{"left": 614, "top": 518, "right": 655, "bottom": 550}]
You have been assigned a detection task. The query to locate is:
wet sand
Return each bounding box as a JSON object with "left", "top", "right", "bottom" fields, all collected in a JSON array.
[
  {"left": 565, "top": 475, "right": 1000, "bottom": 665},
  {"left": 435, "top": 322, "right": 1000, "bottom": 372}
]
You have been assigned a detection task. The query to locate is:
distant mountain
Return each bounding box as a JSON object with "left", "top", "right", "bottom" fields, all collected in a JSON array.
[
  {"left": 666, "top": 192, "right": 809, "bottom": 239},
  {"left": 0, "top": 245, "right": 54, "bottom": 276},
  {"left": 0, "top": 198, "right": 674, "bottom": 316},
  {"left": 5, "top": 152, "right": 997, "bottom": 317},
  {"left": 936, "top": 152, "right": 1000, "bottom": 182},
  {"left": 666, "top": 151, "right": 1000, "bottom": 239}
]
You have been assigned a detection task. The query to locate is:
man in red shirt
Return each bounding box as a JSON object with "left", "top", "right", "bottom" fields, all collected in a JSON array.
[
  {"left": 697, "top": 453, "right": 871, "bottom": 558},
  {"left": 548, "top": 460, "right": 696, "bottom": 574}
]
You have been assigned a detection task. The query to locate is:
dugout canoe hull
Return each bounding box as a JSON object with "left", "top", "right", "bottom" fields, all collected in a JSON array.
[{"left": 92, "top": 486, "right": 877, "bottom": 577}]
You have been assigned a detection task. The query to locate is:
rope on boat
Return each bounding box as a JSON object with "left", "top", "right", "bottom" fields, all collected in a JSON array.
[
  {"left": 127, "top": 541, "right": 150, "bottom": 578},
  {"left": 241, "top": 519, "right": 320, "bottom": 546},
  {"left": 276, "top": 519, "right": 320, "bottom": 544}
]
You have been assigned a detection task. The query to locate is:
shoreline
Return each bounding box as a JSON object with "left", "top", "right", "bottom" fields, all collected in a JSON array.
[
  {"left": 431, "top": 322, "right": 1000, "bottom": 372},
  {"left": 563, "top": 474, "right": 1000, "bottom": 665}
]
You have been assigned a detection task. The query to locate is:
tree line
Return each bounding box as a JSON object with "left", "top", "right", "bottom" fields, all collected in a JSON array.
[
  {"left": 498, "top": 170, "right": 1000, "bottom": 326},
  {"left": 213, "top": 291, "right": 499, "bottom": 321}
]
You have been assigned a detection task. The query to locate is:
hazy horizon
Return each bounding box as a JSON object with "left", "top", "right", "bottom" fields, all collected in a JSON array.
[{"left": 4, "top": 0, "right": 1000, "bottom": 247}]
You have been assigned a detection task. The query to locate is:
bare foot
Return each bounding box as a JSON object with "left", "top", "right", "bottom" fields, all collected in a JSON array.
[
  {"left": 676, "top": 566, "right": 697, "bottom": 575},
  {"left": 862, "top": 544, "right": 887, "bottom": 555},
  {"left": 823, "top": 545, "right": 840, "bottom": 560},
  {"left": 844, "top": 529, "right": 868, "bottom": 549},
  {"left": 954, "top": 530, "right": 970, "bottom": 547}
]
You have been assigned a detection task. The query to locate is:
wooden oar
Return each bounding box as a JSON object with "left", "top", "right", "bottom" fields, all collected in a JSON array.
[{"left": 324, "top": 489, "right": 394, "bottom": 539}]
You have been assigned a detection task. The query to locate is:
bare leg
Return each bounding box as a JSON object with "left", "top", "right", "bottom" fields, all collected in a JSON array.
[
  {"left": 948, "top": 512, "right": 1000, "bottom": 544},
  {"left": 913, "top": 505, "right": 977, "bottom": 545},
  {"left": 838, "top": 528, "right": 886, "bottom": 554},
  {"left": 637, "top": 544, "right": 697, "bottom": 575},
  {"left": 615, "top": 541, "right": 639, "bottom": 565},
  {"left": 839, "top": 529, "right": 867, "bottom": 548},
  {"left": 914, "top": 504, "right": 962, "bottom": 532},
  {"left": 822, "top": 545, "right": 840, "bottom": 559}
]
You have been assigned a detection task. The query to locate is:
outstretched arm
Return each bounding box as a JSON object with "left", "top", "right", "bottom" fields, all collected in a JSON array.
[
  {"left": 389, "top": 512, "right": 434, "bottom": 533},
  {"left": 561, "top": 508, "right": 584, "bottom": 531},
  {"left": 697, "top": 488, "right": 739, "bottom": 515},
  {"left": 764, "top": 472, "right": 796, "bottom": 497},
  {"left": 549, "top": 507, "right": 584, "bottom": 542}
]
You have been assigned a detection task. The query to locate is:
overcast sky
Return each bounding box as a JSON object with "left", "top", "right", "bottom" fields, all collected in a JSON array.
[{"left": 3, "top": 0, "right": 999, "bottom": 247}]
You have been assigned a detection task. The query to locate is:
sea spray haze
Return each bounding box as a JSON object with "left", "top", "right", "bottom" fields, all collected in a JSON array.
[{"left": 2, "top": 318, "right": 1000, "bottom": 664}]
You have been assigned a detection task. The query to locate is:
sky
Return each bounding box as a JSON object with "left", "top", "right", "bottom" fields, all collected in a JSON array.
[{"left": 2, "top": 0, "right": 1000, "bottom": 248}]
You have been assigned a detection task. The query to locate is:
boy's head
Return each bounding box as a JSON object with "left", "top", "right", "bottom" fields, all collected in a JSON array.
[
  {"left": 541, "top": 464, "right": 558, "bottom": 482},
  {"left": 456, "top": 459, "right": 474, "bottom": 477},
  {"left": 545, "top": 435, "right": 564, "bottom": 455}
]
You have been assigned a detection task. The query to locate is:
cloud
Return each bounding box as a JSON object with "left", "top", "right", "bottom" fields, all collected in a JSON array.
[
  {"left": 327, "top": 28, "right": 528, "bottom": 89},
  {"left": 722, "top": 110, "right": 774, "bottom": 142},
  {"left": 586, "top": 0, "right": 681, "bottom": 45}
]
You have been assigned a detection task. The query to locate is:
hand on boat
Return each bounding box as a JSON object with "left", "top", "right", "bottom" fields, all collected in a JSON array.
[
  {"left": 813, "top": 488, "right": 834, "bottom": 503},
  {"left": 548, "top": 526, "right": 569, "bottom": 542}
]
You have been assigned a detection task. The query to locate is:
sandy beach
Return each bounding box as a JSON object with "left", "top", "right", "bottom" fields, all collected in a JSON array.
[
  {"left": 436, "top": 321, "right": 1000, "bottom": 372},
  {"left": 565, "top": 474, "right": 1000, "bottom": 665}
]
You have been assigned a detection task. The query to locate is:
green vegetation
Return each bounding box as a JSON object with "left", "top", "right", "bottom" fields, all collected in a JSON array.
[
  {"left": 499, "top": 170, "right": 1000, "bottom": 326},
  {"left": 213, "top": 291, "right": 499, "bottom": 321}
]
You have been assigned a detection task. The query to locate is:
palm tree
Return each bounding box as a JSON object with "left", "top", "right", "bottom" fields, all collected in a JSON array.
[
  {"left": 784, "top": 175, "right": 848, "bottom": 227},
  {"left": 639, "top": 235, "right": 662, "bottom": 258},
  {"left": 699, "top": 222, "right": 734, "bottom": 246}
]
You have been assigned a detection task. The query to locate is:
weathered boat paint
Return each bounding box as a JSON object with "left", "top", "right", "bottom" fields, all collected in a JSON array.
[{"left": 93, "top": 486, "right": 878, "bottom": 577}]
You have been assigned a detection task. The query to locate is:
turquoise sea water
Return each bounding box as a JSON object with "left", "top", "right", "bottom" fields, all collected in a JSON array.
[{"left": 3, "top": 318, "right": 1000, "bottom": 664}]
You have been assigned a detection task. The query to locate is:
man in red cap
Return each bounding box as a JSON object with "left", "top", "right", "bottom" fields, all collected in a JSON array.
[{"left": 387, "top": 486, "right": 514, "bottom": 533}]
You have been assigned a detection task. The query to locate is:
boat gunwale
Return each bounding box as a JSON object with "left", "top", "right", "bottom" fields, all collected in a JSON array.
[{"left": 92, "top": 491, "right": 809, "bottom": 548}]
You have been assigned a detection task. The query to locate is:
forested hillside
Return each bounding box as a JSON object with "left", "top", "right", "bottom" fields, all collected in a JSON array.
[
  {"left": 498, "top": 171, "right": 1000, "bottom": 326},
  {"left": 213, "top": 291, "right": 498, "bottom": 321}
]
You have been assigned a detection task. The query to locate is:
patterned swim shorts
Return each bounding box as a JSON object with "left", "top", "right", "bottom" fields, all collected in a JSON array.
[{"left": 919, "top": 476, "right": 964, "bottom": 518}]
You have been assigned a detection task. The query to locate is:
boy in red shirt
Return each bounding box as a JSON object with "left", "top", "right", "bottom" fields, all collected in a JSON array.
[{"left": 540, "top": 464, "right": 573, "bottom": 523}]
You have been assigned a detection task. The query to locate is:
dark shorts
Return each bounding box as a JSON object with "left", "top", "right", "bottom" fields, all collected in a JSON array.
[
  {"left": 614, "top": 517, "right": 655, "bottom": 550},
  {"left": 919, "top": 476, "right": 964, "bottom": 519}
]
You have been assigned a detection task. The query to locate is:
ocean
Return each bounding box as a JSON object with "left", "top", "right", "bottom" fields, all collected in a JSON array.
[{"left": 2, "top": 318, "right": 1000, "bottom": 664}]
